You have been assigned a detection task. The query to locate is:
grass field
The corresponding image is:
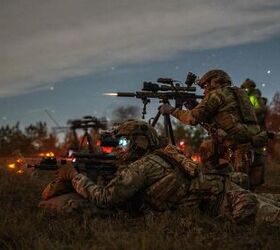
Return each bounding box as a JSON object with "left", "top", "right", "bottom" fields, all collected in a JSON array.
[{"left": 0, "top": 160, "right": 280, "bottom": 250}]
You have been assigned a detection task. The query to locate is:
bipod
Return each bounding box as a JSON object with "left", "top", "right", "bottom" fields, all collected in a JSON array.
[
  {"left": 79, "top": 128, "right": 94, "bottom": 153},
  {"left": 150, "top": 106, "right": 176, "bottom": 145}
]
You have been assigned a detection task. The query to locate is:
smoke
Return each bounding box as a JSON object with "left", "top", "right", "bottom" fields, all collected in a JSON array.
[{"left": 111, "top": 105, "right": 141, "bottom": 123}]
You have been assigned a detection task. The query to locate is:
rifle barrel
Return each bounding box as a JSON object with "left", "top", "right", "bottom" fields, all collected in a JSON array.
[
  {"left": 115, "top": 91, "right": 204, "bottom": 100},
  {"left": 116, "top": 92, "right": 136, "bottom": 97}
]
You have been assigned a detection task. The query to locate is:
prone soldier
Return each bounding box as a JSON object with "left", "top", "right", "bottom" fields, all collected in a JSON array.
[{"left": 40, "top": 119, "right": 280, "bottom": 226}]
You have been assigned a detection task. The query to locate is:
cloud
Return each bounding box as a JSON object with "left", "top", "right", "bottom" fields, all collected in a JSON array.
[{"left": 1, "top": 0, "right": 280, "bottom": 97}]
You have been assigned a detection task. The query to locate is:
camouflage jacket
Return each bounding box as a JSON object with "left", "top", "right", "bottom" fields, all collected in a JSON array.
[
  {"left": 72, "top": 145, "right": 196, "bottom": 211},
  {"left": 171, "top": 86, "right": 260, "bottom": 144},
  {"left": 70, "top": 144, "right": 258, "bottom": 223},
  {"left": 39, "top": 143, "right": 261, "bottom": 223}
]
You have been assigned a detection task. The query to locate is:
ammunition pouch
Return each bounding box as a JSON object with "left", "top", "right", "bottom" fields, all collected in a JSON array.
[
  {"left": 231, "top": 87, "right": 258, "bottom": 124},
  {"left": 145, "top": 171, "right": 180, "bottom": 211},
  {"left": 227, "top": 143, "right": 253, "bottom": 174}
]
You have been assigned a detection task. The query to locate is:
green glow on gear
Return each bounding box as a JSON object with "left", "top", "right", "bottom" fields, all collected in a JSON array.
[{"left": 249, "top": 95, "right": 260, "bottom": 109}]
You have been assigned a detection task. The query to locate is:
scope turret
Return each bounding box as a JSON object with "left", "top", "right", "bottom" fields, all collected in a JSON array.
[
  {"left": 157, "top": 78, "right": 174, "bottom": 85},
  {"left": 185, "top": 72, "right": 197, "bottom": 88}
]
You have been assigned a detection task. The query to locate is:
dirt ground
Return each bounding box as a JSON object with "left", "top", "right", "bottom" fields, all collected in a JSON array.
[{"left": 0, "top": 160, "right": 280, "bottom": 250}]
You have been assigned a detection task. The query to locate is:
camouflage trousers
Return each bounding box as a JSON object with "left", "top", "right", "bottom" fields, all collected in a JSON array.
[
  {"left": 189, "top": 174, "right": 280, "bottom": 226},
  {"left": 40, "top": 176, "right": 280, "bottom": 226},
  {"left": 187, "top": 175, "right": 257, "bottom": 223},
  {"left": 225, "top": 143, "right": 265, "bottom": 189},
  {"left": 225, "top": 143, "right": 253, "bottom": 175},
  {"left": 255, "top": 193, "right": 280, "bottom": 226}
]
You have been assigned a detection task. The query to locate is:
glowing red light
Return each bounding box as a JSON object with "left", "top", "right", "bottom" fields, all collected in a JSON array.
[
  {"left": 191, "top": 154, "right": 201, "bottom": 164},
  {"left": 101, "top": 146, "right": 113, "bottom": 154}
]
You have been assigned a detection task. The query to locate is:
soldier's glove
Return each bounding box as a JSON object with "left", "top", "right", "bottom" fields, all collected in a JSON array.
[
  {"left": 159, "top": 103, "right": 176, "bottom": 115},
  {"left": 42, "top": 178, "right": 74, "bottom": 200},
  {"left": 56, "top": 166, "right": 78, "bottom": 181}
]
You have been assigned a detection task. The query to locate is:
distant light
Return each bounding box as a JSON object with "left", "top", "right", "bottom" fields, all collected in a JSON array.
[
  {"left": 267, "top": 70, "right": 271, "bottom": 74},
  {"left": 50, "top": 86, "right": 54, "bottom": 91},
  {"left": 111, "top": 67, "right": 115, "bottom": 70},
  {"left": 103, "top": 93, "right": 118, "bottom": 96},
  {"left": 2, "top": 116, "right": 7, "bottom": 120},
  {"left": 8, "top": 163, "right": 16, "bottom": 169},
  {"left": 175, "top": 66, "right": 180, "bottom": 70},
  {"left": 262, "top": 83, "right": 266, "bottom": 87},
  {"left": 45, "top": 152, "right": 54, "bottom": 157}
]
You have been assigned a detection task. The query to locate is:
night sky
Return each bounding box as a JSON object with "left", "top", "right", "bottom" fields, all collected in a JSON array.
[{"left": 1, "top": 0, "right": 279, "bottom": 129}]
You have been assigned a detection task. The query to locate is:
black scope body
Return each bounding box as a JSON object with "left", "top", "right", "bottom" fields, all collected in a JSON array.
[
  {"left": 157, "top": 78, "right": 174, "bottom": 84},
  {"left": 69, "top": 118, "right": 106, "bottom": 130},
  {"left": 142, "top": 81, "right": 196, "bottom": 92}
]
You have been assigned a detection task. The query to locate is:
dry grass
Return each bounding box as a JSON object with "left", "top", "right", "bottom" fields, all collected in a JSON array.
[{"left": 0, "top": 161, "right": 280, "bottom": 250}]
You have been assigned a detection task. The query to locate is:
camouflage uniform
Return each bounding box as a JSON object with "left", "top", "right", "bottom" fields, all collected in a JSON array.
[
  {"left": 71, "top": 148, "right": 193, "bottom": 212},
  {"left": 61, "top": 145, "right": 280, "bottom": 225},
  {"left": 160, "top": 70, "right": 264, "bottom": 189},
  {"left": 241, "top": 79, "right": 268, "bottom": 130},
  {"left": 40, "top": 120, "right": 280, "bottom": 225},
  {"left": 54, "top": 144, "right": 256, "bottom": 222},
  {"left": 241, "top": 79, "right": 268, "bottom": 189}
]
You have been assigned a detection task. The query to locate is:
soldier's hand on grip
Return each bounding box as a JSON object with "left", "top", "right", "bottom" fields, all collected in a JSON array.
[
  {"left": 159, "top": 103, "right": 175, "bottom": 115},
  {"left": 56, "top": 165, "right": 78, "bottom": 181}
]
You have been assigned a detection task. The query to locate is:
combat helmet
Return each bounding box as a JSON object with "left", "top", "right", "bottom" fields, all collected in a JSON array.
[
  {"left": 115, "top": 119, "right": 162, "bottom": 162},
  {"left": 198, "top": 69, "right": 232, "bottom": 92},
  {"left": 241, "top": 78, "right": 256, "bottom": 94}
]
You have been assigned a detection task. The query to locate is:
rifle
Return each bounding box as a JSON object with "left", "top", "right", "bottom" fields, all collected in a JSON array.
[
  {"left": 105, "top": 72, "right": 203, "bottom": 145},
  {"left": 27, "top": 153, "right": 118, "bottom": 183},
  {"left": 72, "top": 153, "right": 117, "bottom": 182},
  {"left": 27, "top": 156, "right": 59, "bottom": 171}
]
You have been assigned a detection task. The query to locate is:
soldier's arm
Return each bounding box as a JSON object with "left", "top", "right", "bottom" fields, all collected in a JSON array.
[
  {"left": 171, "top": 92, "right": 223, "bottom": 125},
  {"left": 71, "top": 164, "right": 147, "bottom": 208}
]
